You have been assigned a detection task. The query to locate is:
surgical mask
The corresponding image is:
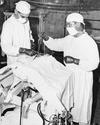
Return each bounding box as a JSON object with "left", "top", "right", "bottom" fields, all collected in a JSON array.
[
  {"left": 67, "top": 27, "right": 78, "bottom": 36},
  {"left": 18, "top": 17, "right": 27, "bottom": 24}
]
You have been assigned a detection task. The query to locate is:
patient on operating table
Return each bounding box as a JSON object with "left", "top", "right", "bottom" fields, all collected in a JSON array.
[{"left": 0, "top": 38, "right": 74, "bottom": 125}]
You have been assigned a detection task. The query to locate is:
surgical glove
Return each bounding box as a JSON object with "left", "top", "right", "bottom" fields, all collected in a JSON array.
[
  {"left": 64, "top": 56, "right": 79, "bottom": 65},
  {"left": 74, "top": 58, "right": 80, "bottom": 65},
  {"left": 19, "top": 47, "right": 38, "bottom": 56},
  {"left": 40, "top": 32, "right": 49, "bottom": 41}
]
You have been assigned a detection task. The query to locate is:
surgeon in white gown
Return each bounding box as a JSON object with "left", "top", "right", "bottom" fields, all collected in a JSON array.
[
  {"left": 1, "top": 1, "right": 34, "bottom": 66},
  {"left": 42, "top": 13, "right": 100, "bottom": 125}
]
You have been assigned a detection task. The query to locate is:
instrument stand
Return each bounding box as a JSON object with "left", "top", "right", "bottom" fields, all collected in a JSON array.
[
  {"left": 19, "top": 87, "right": 30, "bottom": 125},
  {"left": 19, "top": 89, "right": 24, "bottom": 125},
  {"left": 19, "top": 86, "right": 38, "bottom": 125}
]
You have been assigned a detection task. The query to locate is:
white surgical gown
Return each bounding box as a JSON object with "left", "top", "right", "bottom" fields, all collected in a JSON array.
[
  {"left": 43, "top": 33, "right": 100, "bottom": 124},
  {"left": 1, "top": 14, "right": 32, "bottom": 65}
]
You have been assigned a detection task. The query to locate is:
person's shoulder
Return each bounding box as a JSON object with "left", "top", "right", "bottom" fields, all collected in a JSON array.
[
  {"left": 82, "top": 32, "right": 94, "bottom": 41},
  {"left": 83, "top": 32, "right": 98, "bottom": 46},
  {"left": 3, "top": 15, "right": 15, "bottom": 26}
]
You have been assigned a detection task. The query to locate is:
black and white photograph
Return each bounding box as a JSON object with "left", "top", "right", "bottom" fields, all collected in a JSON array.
[{"left": 0, "top": 0, "right": 100, "bottom": 125}]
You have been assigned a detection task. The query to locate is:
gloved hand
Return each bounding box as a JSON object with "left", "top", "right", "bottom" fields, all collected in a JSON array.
[
  {"left": 64, "top": 56, "right": 79, "bottom": 65},
  {"left": 39, "top": 32, "right": 49, "bottom": 41},
  {"left": 19, "top": 47, "right": 38, "bottom": 56}
]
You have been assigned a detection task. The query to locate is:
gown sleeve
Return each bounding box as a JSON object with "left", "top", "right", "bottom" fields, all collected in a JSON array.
[{"left": 43, "top": 37, "right": 67, "bottom": 51}]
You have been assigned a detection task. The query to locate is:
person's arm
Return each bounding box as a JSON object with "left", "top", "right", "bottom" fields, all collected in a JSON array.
[
  {"left": 64, "top": 37, "right": 99, "bottom": 71},
  {"left": 1, "top": 21, "right": 19, "bottom": 56},
  {"left": 19, "top": 47, "right": 38, "bottom": 56},
  {"left": 41, "top": 33, "right": 66, "bottom": 51},
  {"left": 18, "top": 23, "right": 37, "bottom": 56},
  {"left": 29, "top": 25, "right": 36, "bottom": 50}
]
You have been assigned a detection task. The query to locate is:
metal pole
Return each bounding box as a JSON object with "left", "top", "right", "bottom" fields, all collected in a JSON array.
[{"left": 19, "top": 89, "right": 24, "bottom": 125}]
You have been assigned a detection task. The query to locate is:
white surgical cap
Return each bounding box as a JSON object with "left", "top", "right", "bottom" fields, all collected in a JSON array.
[
  {"left": 66, "top": 13, "right": 85, "bottom": 24},
  {"left": 16, "top": 1, "right": 31, "bottom": 15}
]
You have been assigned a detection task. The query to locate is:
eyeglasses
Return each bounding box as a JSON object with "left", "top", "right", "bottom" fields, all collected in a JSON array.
[{"left": 66, "top": 22, "right": 77, "bottom": 27}]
